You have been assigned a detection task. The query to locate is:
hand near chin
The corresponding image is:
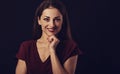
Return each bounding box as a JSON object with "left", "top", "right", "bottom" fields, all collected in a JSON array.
[{"left": 47, "top": 35, "right": 60, "bottom": 53}]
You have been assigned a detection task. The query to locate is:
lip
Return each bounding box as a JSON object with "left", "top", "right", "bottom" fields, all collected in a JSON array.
[{"left": 47, "top": 28, "right": 55, "bottom": 32}]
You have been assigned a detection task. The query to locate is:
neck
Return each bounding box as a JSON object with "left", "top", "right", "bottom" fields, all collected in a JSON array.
[{"left": 38, "top": 32, "right": 49, "bottom": 43}]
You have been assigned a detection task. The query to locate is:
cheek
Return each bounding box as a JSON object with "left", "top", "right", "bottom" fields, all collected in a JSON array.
[
  {"left": 41, "top": 21, "right": 48, "bottom": 27},
  {"left": 41, "top": 24, "right": 48, "bottom": 30}
]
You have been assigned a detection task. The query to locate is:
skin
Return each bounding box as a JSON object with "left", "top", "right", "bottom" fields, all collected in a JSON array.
[{"left": 16, "top": 7, "right": 78, "bottom": 74}]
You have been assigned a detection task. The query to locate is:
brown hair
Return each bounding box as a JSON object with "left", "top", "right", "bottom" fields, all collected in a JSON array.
[{"left": 33, "top": 0, "right": 72, "bottom": 40}]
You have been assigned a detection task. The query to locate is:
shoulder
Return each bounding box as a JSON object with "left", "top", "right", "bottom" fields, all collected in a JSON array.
[
  {"left": 16, "top": 40, "right": 36, "bottom": 60},
  {"left": 63, "top": 40, "right": 78, "bottom": 48},
  {"left": 19, "top": 40, "right": 36, "bottom": 49},
  {"left": 63, "top": 39, "right": 83, "bottom": 54},
  {"left": 60, "top": 39, "right": 79, "bottom": 52},
  {"left": 20, "top": 40, "right": 35, "bottom": 46},
  {"left": 18, "top": 39, "right": 36, "bottom": 53}
]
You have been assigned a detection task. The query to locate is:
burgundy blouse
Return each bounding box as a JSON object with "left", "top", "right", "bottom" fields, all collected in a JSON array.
[{"left": 16, "top": 40, "right": 82, "bottom": 74}]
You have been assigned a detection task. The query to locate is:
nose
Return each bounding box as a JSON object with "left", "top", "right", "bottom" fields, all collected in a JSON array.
[{"left": 49, "top": 20, "right": 55, "bottom": 27}]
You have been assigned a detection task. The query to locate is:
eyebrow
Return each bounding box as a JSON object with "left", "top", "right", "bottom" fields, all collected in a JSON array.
[{"left": 44, "top": 16, "right": 61, "bottom": 18}]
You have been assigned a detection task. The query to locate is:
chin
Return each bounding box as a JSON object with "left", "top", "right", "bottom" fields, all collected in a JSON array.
[
  {"left": 47, "top": 32, "right": 58, "bottom": 36},
  {"left": 47, "top": 33, "right": 55, "bottom": 36}
]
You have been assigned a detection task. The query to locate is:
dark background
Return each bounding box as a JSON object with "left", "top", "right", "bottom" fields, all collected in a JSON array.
[{"left": 0, "top": 0, "right": 119, "bottom": 74}]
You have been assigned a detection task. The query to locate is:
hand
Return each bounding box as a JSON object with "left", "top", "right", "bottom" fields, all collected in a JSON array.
[{"left": 47, "top": 35, "right": 60, "bottom": 53}]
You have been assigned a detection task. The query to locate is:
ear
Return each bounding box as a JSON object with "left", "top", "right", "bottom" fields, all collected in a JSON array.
[{"left": 38, "top": 17, "right": 41, "bottom": 25}]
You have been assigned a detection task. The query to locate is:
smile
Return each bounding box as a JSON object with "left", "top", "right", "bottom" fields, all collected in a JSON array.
[{"left": 47, "top": 28, "right": 56, "bottom": 32}]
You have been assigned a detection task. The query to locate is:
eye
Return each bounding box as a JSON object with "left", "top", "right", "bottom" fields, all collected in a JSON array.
[
  {"left": 43, "top": 18, "right": 50, "bottom": 22},
  {"left": 55, "top": 18, "right": 61, "bottom": 22}
]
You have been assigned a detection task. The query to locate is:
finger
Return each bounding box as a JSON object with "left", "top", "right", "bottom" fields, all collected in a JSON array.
[
  {"left": 48, "top": 35, "right": 59, "bottom": 43},
  {"left": 47, "top": 36, "right": 54, "bottom": 43}
]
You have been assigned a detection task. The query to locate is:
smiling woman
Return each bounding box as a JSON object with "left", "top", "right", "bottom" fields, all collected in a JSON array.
[
  {"left": 15, "top": 0, "right": 82, "bottom": 74},
  {"left": 37, "top": 7, "right": 63, "bottom": 37}
]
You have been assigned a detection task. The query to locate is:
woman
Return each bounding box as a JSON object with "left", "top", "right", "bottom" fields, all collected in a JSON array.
[{"left": 16, "top": 0, "right": 82, "bottom": 74}]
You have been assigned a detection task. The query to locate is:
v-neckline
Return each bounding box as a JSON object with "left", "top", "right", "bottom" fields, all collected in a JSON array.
[{"left": 34, "top": 40, "right": 50, "bottom": 64}]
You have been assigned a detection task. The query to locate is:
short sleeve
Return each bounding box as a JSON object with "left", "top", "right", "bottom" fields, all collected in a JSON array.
[
  {"left": 16, "top": 42, "right": 27, "bottom": 61},
  {"left": 62, "top": 40, "right": 82, "bottom": 63},
  {"left": 69, "top": 43, "right": 82, "bottom": 57}
]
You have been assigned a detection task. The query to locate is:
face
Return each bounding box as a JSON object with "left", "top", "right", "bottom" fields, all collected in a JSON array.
[{"left": 38, "top": 7, "right": 63, "bottom": 36}]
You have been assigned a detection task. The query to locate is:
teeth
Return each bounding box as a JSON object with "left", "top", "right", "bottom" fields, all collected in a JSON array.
[{"left": 47, "top": 28, "right": 54, "bottom": 32}]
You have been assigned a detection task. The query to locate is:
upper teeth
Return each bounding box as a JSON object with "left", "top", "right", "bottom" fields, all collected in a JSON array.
[{"left": 48, "top": 28, "right": 54, "bottom": 31}]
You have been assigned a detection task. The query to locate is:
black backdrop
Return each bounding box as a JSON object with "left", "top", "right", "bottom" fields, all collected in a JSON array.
[{"left": 0, "top": 0, "right": 119, "bottom": 74}]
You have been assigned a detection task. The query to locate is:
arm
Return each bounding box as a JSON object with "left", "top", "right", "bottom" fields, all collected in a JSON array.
[
  {"left": 48, "top": 36, "right": 78, "bottom": 74},
  {"left": 50, "top": 51, "right": 78, "bottom": 74},
  {"left": 15, "top": 59, "right": 27, "bottom": 74},
  {"left": 64, "top": 55, "right": 78, "bottom": 74}
]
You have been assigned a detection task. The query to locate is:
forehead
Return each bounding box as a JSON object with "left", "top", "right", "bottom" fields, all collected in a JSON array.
[{"left": 41, "top": 8, "right": 62, "bottom": 18}]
